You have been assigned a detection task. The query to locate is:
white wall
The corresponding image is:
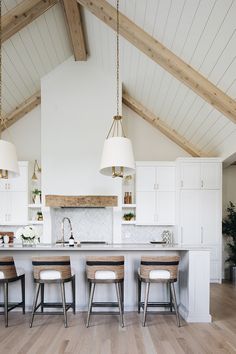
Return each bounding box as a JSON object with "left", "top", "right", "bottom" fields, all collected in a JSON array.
[
  {"left": 2, "top": 105, "right": 41, "bottom": 162},
  {"left": 123, "top": 106, "right": 190, "bottom": 160},
  {"left": 41, "top": 57, "right": 121, "bottom": 196},
  {"left": 223, "top": 165, "right": 236, "bottom": 213}
]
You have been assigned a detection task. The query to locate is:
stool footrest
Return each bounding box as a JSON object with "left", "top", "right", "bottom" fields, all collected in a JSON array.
[
  {"left": 91, "top": 311, "right": 121, "bottom": 315},
  {"left": 140, "top": 301, "right": 172, "bottom": 308},
  {"left": 0, "top": 302, "right": 24, "bottom": 312},
  {"left": 92, "top": 302, "right": 119, "bottom": 308}
]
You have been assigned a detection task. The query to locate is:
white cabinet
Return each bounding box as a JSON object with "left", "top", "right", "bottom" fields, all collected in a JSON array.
[
  {"left": 0, "top": 162, "right": 28, "bottom": 225},
  {"left": 136, "top": 163, "right": 175, "bottom": 225},
  {"left": 177, "top": 158, "right": 222, "bottom": 282},
  {"left": 180, "top": 161, "right": 221, "bottom": 190}
]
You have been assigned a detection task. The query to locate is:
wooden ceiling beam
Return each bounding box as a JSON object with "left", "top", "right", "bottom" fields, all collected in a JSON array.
[
  {"left": 78, "top": 0, "right": 236, "bottom": 124},
  {"left": 1, "top": 0, "right": 58, "bottom": 43},
  {"left": 122, "top": 92, "right": 207, "bottom": 158},
  {"left": 1, "top": 92, "right": 41, "bottom": 131},
  {"left": 62, "top": 0, "right": 87, "bottom": 61}
]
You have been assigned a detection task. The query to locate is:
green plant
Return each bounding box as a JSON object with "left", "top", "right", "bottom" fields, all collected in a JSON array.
[
  {"left": 123, "top": 212, "right": 135, "bottom": 221},
  {"left": 32, "top": 189, "right": 41, "bottom": 196},
  {"left": 222, "top": 201, "right": 236, "bottom": 266}
]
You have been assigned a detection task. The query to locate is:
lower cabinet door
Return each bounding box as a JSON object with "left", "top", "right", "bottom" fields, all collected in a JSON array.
[
  {"left": 157, "top": 191, "right": 175, "bottom": 225},
  {"left": 136, "top": 191, "right": 156, "bottom": 225}
]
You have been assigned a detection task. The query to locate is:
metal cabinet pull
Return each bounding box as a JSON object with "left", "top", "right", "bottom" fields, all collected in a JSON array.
[
  {"left": 201, "top": 227, "right": 203, "bottom": 243},
  {"left": 181, "top": 180, "right": 183, "bottom": 188},
  {"left": 181, "top": 227, "right": 183, "bottom": 243},
  {"left": 201, "top": 180, "right": 204, "bottom": 188}
]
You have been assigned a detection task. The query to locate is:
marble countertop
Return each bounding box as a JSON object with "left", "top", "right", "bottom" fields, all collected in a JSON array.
[{"left": 0, "top": 243, "right": 211, "bottom": 251}]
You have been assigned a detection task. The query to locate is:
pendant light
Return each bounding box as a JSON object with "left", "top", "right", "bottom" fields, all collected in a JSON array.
[
  {"left": 100, "top": 0, "right": 135, "bottom": 178},
  {"left": 0, "top": 118, "right": 19, "bottom": 179}
]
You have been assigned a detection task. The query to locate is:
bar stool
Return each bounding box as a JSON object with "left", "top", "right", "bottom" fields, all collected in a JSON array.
[
  {"left": 30, "top": 256, "right": 75, "bottom": 328},
  {"left": 138, "top": 256, "right": 181, "bottom": 327},
  {"left": 86, "top": 256, "right": 124, "bottom": 328},
  {"left": 0, "top": 257, "right": 25, "bottom": 327}
]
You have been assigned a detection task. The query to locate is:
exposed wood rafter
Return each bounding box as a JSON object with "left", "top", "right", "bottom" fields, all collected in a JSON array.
[
  {"left": 1, "top": 92, "right": 41, "bottom": 131},
  {"left": 122, "top": 92, "right": 206, "bottom": 157},
  {"left": 78, "top": 0, "right": 236, "bottom": 124},
  {"left": 1, "top": 0, "right": 58, "bottom": 43},
  {"left": 62, "top": 0, "right": 87, "bottom": 61}
]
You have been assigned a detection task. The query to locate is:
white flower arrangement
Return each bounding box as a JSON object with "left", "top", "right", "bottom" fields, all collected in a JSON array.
[{"left": 16, "top": 226, "right": 39, "bottom": 245}]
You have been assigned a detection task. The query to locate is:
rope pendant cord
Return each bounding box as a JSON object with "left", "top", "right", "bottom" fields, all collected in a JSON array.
[{"left": 116, "top": 0, "right": 120, "bottom": 117}]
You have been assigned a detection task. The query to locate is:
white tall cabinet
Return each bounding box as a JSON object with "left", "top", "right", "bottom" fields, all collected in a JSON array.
[
  {"left": 136, "top": 162, "right": 175, "bottom": 225},
  {"left": 0, "top": 162, "right": 28, "bottom": 225},
  {"left": 176, "top": 158, "right": 222, "bottom": 283}
]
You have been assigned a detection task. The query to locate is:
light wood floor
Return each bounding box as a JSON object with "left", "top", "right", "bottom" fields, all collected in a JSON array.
[{"left": 0, "top": 283, "right": 235, "bottom": 354}]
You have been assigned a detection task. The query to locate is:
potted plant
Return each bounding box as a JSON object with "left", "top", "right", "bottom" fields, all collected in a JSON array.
[
  {"left": 222, "top": 201, "right": 236, "bottom": 283},
  {"left": 123, "top": 212, "right": 135, "bottom": 221},
  {"left": 15, "top": 226, "right": 39, "bottom": 246},
  {"left": 32, "top": 189, "right": 41, "bottom": 204}
]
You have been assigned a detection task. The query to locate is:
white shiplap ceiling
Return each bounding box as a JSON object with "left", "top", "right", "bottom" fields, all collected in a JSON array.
[{"left": 1, "top": 0, "right": 236, "bottom": 158}]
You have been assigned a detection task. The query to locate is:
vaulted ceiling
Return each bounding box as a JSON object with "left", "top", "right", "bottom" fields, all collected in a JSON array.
[{"left": 1, "top": 0, "right": 236, "bottom": 159}]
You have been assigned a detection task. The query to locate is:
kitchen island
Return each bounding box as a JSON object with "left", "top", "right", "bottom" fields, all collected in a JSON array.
[{"left": 0, "top": 243, "right": 211, "bottom": 323}]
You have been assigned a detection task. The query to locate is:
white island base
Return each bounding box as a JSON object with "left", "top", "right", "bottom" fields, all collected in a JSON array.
[{"left": 0, "top": 244, "right": 211, "bottom": 323}]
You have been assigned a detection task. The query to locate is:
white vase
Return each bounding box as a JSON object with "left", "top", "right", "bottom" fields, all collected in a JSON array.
[{"left": 34, "top": 195, "right": 41, "bottom": 204}]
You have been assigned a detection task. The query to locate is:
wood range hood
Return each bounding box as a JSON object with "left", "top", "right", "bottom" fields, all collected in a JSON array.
[{"left": 45, "top": 195, "right": 118, "bottom": 208}]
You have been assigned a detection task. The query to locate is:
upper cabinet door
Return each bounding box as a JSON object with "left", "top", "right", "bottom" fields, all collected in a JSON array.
[
  {"left": 136, "top": 166, "right": 156, "bottom": 191},
  {"left": 8, "top": 165, "right": 28, "bottom": 192},
  {"left": 157, "top": 166, "right": 175, "bottom": 191},
  {"left": 180, "top": 163, "right": 201, "bottom": 189},
  {"left": 200, "top": 163, "right": 221, "bottom": 189}
]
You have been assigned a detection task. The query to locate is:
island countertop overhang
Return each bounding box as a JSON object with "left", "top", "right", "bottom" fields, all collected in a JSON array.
[{"left": 0, "top": 243, "right": 211, "bottom": 252}]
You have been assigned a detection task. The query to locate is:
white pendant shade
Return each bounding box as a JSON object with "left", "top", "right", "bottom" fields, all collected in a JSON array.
[
  {"left": 0, "top": 139, "right": 19, "bottom": 178},
  {"left": 100, "top": 136, "right": 135, "bottom": 176}
]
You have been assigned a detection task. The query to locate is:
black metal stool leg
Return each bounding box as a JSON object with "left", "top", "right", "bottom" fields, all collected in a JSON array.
[
  {"left": 169, "top": 282, "right": 173, "bottom": 312},
  {"left": 116, "top": 283, "right": 124, "bottom": 328},
  {"left": 71, "top": 276, "right": 76, "bottom": 314},
  {"left": 30, "top": 283, "right": 40, "bottom": 328},
  {"left": 120, "top": 281, "right": 124, "bottom": 314},
  {"left": 21, "top": 275, "right": 25, "bottom": 314},
  {"left": 142, "top": 282, "right": 150, "bottom": 327},
  {"left": 138, "top": 278, "right": 141, "bottom": 313},
  {"left": 60, "top": 282, "right": 68, "bottom": 328},
  {"left": 4, "top": 282, "right": 9, "bottom": 328},
  {"left": 40, "top": 283, "right": 44, "bottom": 313},
  {"left": 86, "top": 282, "right": 95, "bottom": 328},
  {"left": 170, "top": 282, "right": 181, "bottom": 327}
]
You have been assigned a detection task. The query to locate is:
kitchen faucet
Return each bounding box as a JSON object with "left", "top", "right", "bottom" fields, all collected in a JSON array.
[{"left": 61, "top": 217, "right": 73, "bottom": 245}]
